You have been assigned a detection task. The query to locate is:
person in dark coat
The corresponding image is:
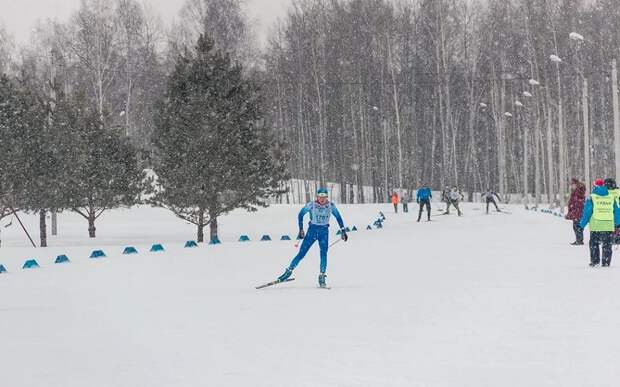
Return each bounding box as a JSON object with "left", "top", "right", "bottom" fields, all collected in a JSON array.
[{"left": 566, "top": 178, "right": 586, "bottom": 245}]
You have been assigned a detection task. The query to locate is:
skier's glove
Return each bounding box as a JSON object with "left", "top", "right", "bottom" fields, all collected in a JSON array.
[
  {"left": 298, "top": 229, "right": 305, "bottom": 239},
  {"left": 341, "top": 229, "right": 348, "bottom": 242}
]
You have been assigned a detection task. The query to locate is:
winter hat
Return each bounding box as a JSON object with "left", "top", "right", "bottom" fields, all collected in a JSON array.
[
  {"left": 594, "top": 179, "right": 605, "bottom": 187},
  {"left": 604, "top": 178, "right": 617, "bottom": 190},
  {"left": 316, "top": 188, "right": 328, "bottom": 197}
]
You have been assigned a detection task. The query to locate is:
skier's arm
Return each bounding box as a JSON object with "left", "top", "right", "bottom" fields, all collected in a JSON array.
[
  {"left": 331, "top": 204, "right": 346, "bottom": 229},
  {"left": 614, "top": 201, "right": 620, "bottom": 228},
  {"left": 298, "top": 204, "right": 311, "bottom": 230},
  {"left": 579, "top": 198, "right": 593, "bottom": 229}
]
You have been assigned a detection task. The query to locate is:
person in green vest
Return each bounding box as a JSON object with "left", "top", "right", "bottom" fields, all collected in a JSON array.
[
  {"left": 579, "top": 179, "right": 620, "bottom": 267},
  {"left": 605, "top": 178, "right": 620, "bottom": 244}
]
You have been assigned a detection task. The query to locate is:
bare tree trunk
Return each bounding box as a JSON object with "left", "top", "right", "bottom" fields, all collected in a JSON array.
[
  {"left": 39, "top": 209, "right": 47, "bottom": 247},
  {"left": 210, "top": 216, "right": 218, "bottom": 243},
  {"left": 88, "top": 210, "right": 96, "bottom": 238},
  {"left": 197, "top": 210, "right": 205, "bottom": 243}
]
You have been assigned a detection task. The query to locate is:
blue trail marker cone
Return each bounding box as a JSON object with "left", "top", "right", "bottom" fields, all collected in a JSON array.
[
  {"left": 280, "top": 235, "right": 291, "bottom": 241},
  {"left": 55, "top": 255, "right": 70, "bottom": 264},
  {"left": 366, "top": 225, "right": 372, "bottom": 230},
  {"left": 23, "top": 259, "right": 40, "bottom": 269},
  {"left": 261, "top": 235, "right": 272, "bottom": 241},
  {"left": 352, "top": 226, "right": 358, "bottom": 231},
  {"left": 90, "top": 250, "right": 106, "bottom": 259},
  {"left": 185, "top": 240, "right": 198, "bottom": 248},
  {"left": 239, "top": 235, "right": 250, "bottom": 242},
  {"left": 0, "top": 264, "right": 6, "bottom": 273},
  {"left": 123, "top": 246, "right": 138, "bottom": 254},
  {"left": 150, "top": 244, "right": 165, "bottom": 252}
]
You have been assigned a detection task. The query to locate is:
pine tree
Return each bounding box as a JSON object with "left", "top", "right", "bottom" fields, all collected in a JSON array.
[
  {"left": 152, "top": 34, "right": 287, "bottom": 243},
  {"left": 0, "top": 75, "right": 24, "bottom": 246},
  {"left": 59, "top": 91, "right": 145, "bottom": 238},
  {"left": 14, "top": 66, "right": 66, "bottom": 247}
]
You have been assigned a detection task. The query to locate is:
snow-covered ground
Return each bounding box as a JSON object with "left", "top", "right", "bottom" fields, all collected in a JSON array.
[{"left": 1, "top": 203, "right": 619, "bottom": 387}]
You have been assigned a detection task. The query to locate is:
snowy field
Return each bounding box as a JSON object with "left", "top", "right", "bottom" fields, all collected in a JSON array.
[{"left": 1, "top": 203, "right": 619, "bottom": 387}]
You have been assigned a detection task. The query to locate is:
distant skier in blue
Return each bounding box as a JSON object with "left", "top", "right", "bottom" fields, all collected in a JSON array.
[
  {"left": 277, "top": 188, "right": 348, "bottom": 288},
  {"left": 416, "top": 184, "right": 432, "bottom": 222}
]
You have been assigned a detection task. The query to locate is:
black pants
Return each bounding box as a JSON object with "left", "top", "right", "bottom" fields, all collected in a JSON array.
[
  {"left": 590, "top": 231, "right": 613, "bottom": 266},
  {"left": 418, "top": 199, "right": 431, "bottom": 221},
  {"left": 446, "top": 200, "right": 461, "bottom": 216},
  {"left": 403, "top": 202, "right": 409, "bottom": 213},
  {"left": 486, "top": 198, "right": 499, "bottom": 214},
  {"left": 393, "top": 203, "right": 398, "bottom": 213},
  {"left": 572, "top": 220, "right": 584, "bottom": 244}
]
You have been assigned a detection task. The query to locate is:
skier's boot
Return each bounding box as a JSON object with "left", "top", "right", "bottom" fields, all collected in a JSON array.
[
  {"left": 570, "top": 241, "right": 584, "bottom": 246},
  {"left": 278, "top": 268, "right": 293, "bottom": 282},
  {"left": 318, "top": 273, "right": 327, "bottom": 288},
  {"left": 589, "top": 262, "right": 600, "bottom": 267}
]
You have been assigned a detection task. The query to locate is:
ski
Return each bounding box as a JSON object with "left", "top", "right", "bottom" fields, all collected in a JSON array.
[
  {"left": 318, "top": 286, "right": 331, "bottom": 290},
  {"left": 255, "top": 278, "right": 295, "bottom": 290}
]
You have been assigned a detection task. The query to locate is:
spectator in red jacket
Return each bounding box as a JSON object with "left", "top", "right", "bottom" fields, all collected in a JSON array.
[{"left": 566, "top": 178, "right": 586, "bottom": 245}]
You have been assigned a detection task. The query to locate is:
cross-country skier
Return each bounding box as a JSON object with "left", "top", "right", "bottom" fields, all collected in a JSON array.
[
  {"left": 483, "top": 189, "right": 502, "bottom": 214},
  {"left": 445, "top": 186, "right": 463, "bottom": 216},
  {"left": 416, "top": 184, "right": 432, "bottom": 222},
  {"left": 391, "top": 191, "right": 400, "bottom": 213},
  {"left": 277, "top": 188, "right": 348, "bottom": 288},
  {"left": 578, "top": 179, "right": 620, "bottom": 267}
]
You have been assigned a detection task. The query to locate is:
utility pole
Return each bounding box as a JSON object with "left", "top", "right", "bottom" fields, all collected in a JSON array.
[
  {"left": 612, "top": 59, "right": 620, "bottom": 183},
  {"left": 555, "top": 65, "right": 566, "bottom": 213},
  {"left": 583, "top": 77, "right": 590, "bottom": 186}
]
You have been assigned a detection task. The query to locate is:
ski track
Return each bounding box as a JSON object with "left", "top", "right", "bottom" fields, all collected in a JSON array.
[{"left": 1, "top": 203, "right": 619, "bottom": 387}]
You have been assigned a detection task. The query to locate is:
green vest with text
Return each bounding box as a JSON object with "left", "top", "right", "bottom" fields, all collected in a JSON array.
[
  {"left": 608, "top": 188, "right": 620, "bottom": 206},
  {"left": 591, "top": 194, "right": 615, "bottom": 232}
]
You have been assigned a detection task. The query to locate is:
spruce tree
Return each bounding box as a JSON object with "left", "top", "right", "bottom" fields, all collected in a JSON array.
[
  {"left": 0, "top": 75, "right": 24, "bottom": 246},
  {"left": 14, "top": 67, "right": 66, "bottom": 247},
  {"left": 152, "top": 35, "right": 287, "bottom": 243},
  {"left": 59, "top": 92, "right": 145, "bottom": 238}
]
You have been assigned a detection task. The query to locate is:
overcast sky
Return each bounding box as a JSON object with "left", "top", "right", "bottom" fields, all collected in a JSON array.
[{"left": 0, "top": 0, "right": 291, "bottom": 45}]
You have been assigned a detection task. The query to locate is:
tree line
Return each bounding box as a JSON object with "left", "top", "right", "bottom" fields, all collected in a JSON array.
[
  {"left": 2, "top": 0, "right": 620, "bottom": 245},
  {"left": 261, "top": 0, "right": 620, "bottom": 207}
]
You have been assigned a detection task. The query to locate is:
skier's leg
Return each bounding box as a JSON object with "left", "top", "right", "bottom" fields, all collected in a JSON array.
[
  {"left": 486, "top": 199, "right": 490, "bottom": 214},
  {"left": 318, "top": 228, "right": 329, "bottom": 274},
  {"left": 445, "top": 201, "right": 451, "bottom": 214},
  {"left": 590, "top": 232, "right": 601, "bottom": 265},
  {"left": 602, "top": 232, "right": 613, "bottom": 266},
  {"left": 573, "top": 220, "right": 584, "bottom": 244},
  {"left": 456, "top": 202, "right": 462, "bottom": 216},
  {"left": 426, "top": 200, "right": 431, "bottom": 220},
  {"left": 417, "top": 202, "right": 423, "bottom": 222},
  {"left": 288, "top": 228, "right": 318, "bottom": 270},
  {"left": 493, "top": 199, "right": 500, "bottom": 212}
]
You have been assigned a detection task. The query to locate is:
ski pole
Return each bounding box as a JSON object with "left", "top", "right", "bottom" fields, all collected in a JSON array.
[{"left": 329, "top": 238, "right": 343, "bottom": 248}]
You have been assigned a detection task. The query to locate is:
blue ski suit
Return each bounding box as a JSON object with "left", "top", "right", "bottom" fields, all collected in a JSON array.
[{"left": 288, "top": 201, "right": 345, "bottom": 273}]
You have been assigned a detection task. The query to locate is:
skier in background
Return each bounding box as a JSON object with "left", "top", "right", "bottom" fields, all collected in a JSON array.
[
  {"left": 441, "top": 186, "right": 450, "bottom": 212},
  {"left": 416, "top": 184, "right": 432, "bottom": 222},
  {"left": 445, "top": 186, "right": 464, "bottom": 216},
  {"left": 578, "top": 179, "right": 620, "bottom": 267},
  {"left": 391, "top": 191, "right": 399, "bottom": 213},
  {"left": 566, "top": 178, "right": 586, "bottom": 245},
  {"left": 402, "top": 192, "right": 409, "bottom": 213},
  {"left": 483, "top": 189, "right": 502, "bottom": 214},
  {"left": 277, "top": 188, "right": 348, "bottom": 288}
]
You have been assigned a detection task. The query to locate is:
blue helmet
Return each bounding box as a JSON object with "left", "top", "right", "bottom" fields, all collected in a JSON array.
[{"left": 316, "top": 188, "right": 328, "bottom": 197}]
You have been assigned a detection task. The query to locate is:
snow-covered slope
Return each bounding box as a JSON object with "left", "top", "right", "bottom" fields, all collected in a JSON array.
[{"left": 1, "top": 203, "right": 618, "bottom": 387}]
